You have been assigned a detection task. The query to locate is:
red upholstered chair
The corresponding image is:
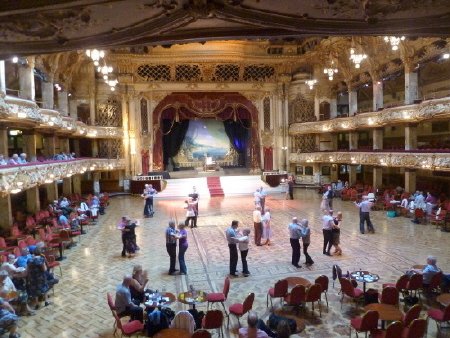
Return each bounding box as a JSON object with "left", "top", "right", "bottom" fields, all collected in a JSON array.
[
  {"left": 382, "top": 274, "right": 409, "bottom": 294},
  {"left": 206, "top": 276, "right": 230, "bottom": 313},
  {"left": 0, "top": 237, "right": 14, "bottom": 251},
  {"left": 427, "top": 304, "right": 450, "bottom": 332},
  {"left": 379, "top": 286, "right": 399, "bottom": 306},
  {"left": 405, "top": 274, "right": 423, "bottom": 300},
  {"left": 427, "top": 271, "right": 443, "bottom": 294},
  {"left": 414, "top": 208, "right": 426, "bottom": 224},
  {"left": 400, "top": 318, "right": 427, "bottom": 338},
  {"left": 112, "top": 310, "right": 144, "bottom": 337},
  {"left": 228, "top": 292, "right": 254, "bottom": 328},
  {"left": 201, "top": 310, "right": 224, "bottom": 337},
  {"left": 266, "top": 279, "right": 288, "bottom": 308},
  {"left": 339, "top": 278, "right": 364, "bottom": 308},
  {"left": 402, "top": 304, "right": 421, "bottom": 327},
  {"left": 283, "top": 284, "right": 306, "bottom": 315},
  {"left": 315, "top": 275, "right": 329, "bottom": 308},
  {"left": 305, "top": 283, "right": 322, "bottom": 317},
  {"left": 349, "top": 310, "right": 379, "bottom": 338},
  {"left": 25, "top": 236, "right": 37, "bottom": 246},
  {"left": 192, "top": 330, "right": 212, "bottom": 338},
  {"left": 370, "top": 321, "right": 404, "bottom": 338},
  {"left": 45, "top": 253, "right": 62, "bottom": 277}
]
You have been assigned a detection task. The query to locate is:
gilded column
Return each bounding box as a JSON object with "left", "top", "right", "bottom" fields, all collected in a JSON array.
[
  {"left": 26, "top": 186, "right": 40, "bottom": 214},
  {"left": 349, "top": 132, "right": 359, "bottom": 150},
  {"left": 373, "top": 167, "right": 383, "bottom": 190},
  {"left": 0, "top": 127, "right": 8, "bottom": 156},
  {"left": 62, "top": 177, "right": 73, "bottom": 196},
  {"left": 42, "top": 75, "right": 54, "bottom": 109},
  {"left": 405, "top": 169, "right": 416, "bottom": 193},
  {"left": 348, "top": 165, "right": 357, "bottom": 185},
  {"left": 72, "top": 175, "right": 82, "bottom": 195},
  {"left": 0, "top": 60, "right": 5, "bottom": 93},
  {"left": 405, "top": 123, "right": 418, "bottom": 150},
  {"left": 0, "top": 195, "right": 12, "bottom": 230},
  {"left": 46, "top": 182, "right": 58, "bottom": 203},
  {"left": 373, "top": 128, "right": 384, "bottom": 150},
  {"left": 404, "top": 64, "right": 419, "bottom": 105},
  {"left": 18, "top": 56, "right": 35, "bottom": 101}
]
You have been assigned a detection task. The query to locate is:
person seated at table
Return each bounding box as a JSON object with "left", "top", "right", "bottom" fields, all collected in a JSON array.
[
  {"left": 115, "top": 275, "right": 144, "bottom": 322},
  {"left": 410, "top": 255, "right": 441, "bottom": 287},
  {"left": 129, "top": 265, "right": 149, "bottom": 305},
  {"left": 239, "top": 311, "right": 269, "bottom": 338},
  {"left": 26, "top": 247, "right": 51, "bottom": 309},
  {"left": 0, "top": 271, "right": 35, "bottom": 316},
  {"left": 0, "top": 297, "right": 21, "bottom": 338}
]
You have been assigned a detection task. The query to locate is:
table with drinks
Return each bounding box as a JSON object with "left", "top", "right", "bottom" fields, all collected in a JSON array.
[{"left": 350, "top": 270, "right": 380, "bottom": 293}]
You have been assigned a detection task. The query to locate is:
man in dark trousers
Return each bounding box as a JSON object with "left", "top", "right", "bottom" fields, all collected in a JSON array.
[
  {"left": 288, "top": 217, "right": 302, "bottom": 268},
  {"left": 143, "top": 184, "right": 157, "bottom": 218},
  {"left": 165, "top": 220, "right": 178, "bottom": 275},
  {"left": 287, "top": 176, "right": 294, "bottom": 200},
  {"left": 355, "top": 196, "right": 375, "bottom": 234},
  {"left": 225, "top": 220, "right": 241, "bottom": 277},
  {"left": 188, "top": 186, "right": 199, "bottom": 217},
  {"left": 325, "top": 185, "right": 334, "bottom": 210},
  {"left": 322, "top": 210, "right": 334, "bottom": 256}
]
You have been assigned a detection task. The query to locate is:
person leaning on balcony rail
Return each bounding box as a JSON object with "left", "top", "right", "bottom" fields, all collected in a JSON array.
[
  {"left": 18, "top": 153, "right": 27, "bottom": 164},
  {"left": 0, "top": 155, "right": 7, "bottom": 165},
  {"left": 7, "top": 154, "right": 19, "bottom": 165}
]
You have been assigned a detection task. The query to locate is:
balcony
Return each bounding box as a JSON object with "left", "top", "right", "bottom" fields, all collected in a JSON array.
[
  {"left": 0, "top": 158, "right": 125, "bottom": 195},
  {"left": 289, "top": 97, "right": 450, "bottom": 135},
  {"left": 290, "top": 151, "right": 450, "bottom": 172},
  {"left": 1, "top": 95, "right": 123, "bottom": 139}
]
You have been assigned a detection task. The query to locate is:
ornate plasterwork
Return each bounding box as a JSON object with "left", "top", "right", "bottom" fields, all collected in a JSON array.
[
  {"left": 289, "top": 97, "right": 450, "bottom": 135},
  {"left": 0, "top": 159, "right": 125, "bottom": 196},
  {"left": 260, "top": 130, "right": 274, "bottom": 148},
  {"left": 290, "top": 152, "right": 450, "bottom": 172}
]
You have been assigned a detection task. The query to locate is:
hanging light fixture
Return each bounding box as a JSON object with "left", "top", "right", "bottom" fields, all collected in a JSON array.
[
  {"left": 305, "top": 79, "right": 317, "bottom": 90},
  {"left": 349, "top": 47, "right": 367, "bottom": 69},
  {"left": 383, "top": 36, "right": 405, "bottom": 51},
  {"left": 85, "top": 49, "right": 118, "bottom": 91},
  {"left": 323, "top": 60, "right": 338, "bottom": 81}
]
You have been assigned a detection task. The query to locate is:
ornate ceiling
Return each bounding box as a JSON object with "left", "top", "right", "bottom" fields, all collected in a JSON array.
[{"left": 1, "top": 0, "right": 450, "bottom": 58}]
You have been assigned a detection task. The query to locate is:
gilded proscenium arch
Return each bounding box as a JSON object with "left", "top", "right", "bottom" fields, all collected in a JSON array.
[{"left": 151, "top": 92, "right": 261, "bottom": 171}]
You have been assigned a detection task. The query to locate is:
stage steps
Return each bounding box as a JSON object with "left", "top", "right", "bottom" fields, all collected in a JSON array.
[
  {"left": 206, "top": 176, "right": 224, "bottom": 197},
  {"left": 157, "top": 175, "right": 284, "bottom": 199}
]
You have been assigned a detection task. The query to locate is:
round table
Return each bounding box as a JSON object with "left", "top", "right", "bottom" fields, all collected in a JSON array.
[
  {"left": 350, "top": 271, "right": 380, "bottom": 293},
  {"left": 437, "top": 293, "right": 450, "bottom": 307},
  {"left": 365, "top": 303, "right": 403, "bottom": 328},
  {"left": 412, "top": 265, "right": 425, "bottom": 270},
  {"left": 154, "top": 328, "right": 191, "bottom": 338},
  {"left": 144, "top": 292, "right": 176, "bottom": 308},
  {"left": 285, "top": 277, "right": 312, "bottom": 288},
  {"left": 178, "top": 290, "right": 207, "bottom": 309}
]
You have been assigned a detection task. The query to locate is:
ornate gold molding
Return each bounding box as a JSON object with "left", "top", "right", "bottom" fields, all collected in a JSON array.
[
  {"left": 290, "top": 151, "right": 450, "bottom": 172},
  {"left": 289, "top": 97, "right": 450, "bottom": 135},
  {"left": 0, "top": 158, "right": 125, "bottom": 196}
]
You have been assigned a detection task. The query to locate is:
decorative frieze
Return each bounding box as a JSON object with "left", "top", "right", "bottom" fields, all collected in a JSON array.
[
  {"left": 0, "top": 158, "right": 125, "bottom": 196},
  {"left": 290, "top": 151, "right": 450, "bottom": 172},
  {"left": 289, "top": 97, "right": 450, "bottom": 135}
]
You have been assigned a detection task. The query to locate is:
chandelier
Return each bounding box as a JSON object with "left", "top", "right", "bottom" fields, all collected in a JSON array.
[
  {"left": 383, "top": 36, "right": 405, "bottom": 51},
  {"left": 305, "top": 79, "right": 317, "bottom": 90},
  {"left": 349, "top": 47, "right": 367, "bottom": 69},
  {"left": 86, "top": 49, "right": 118, "bottom": 91},
  {"left": 323, "top": 61, "right": 338, "bottom": 81}
]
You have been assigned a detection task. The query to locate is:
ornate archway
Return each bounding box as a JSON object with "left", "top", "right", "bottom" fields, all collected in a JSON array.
[{"left": 151, "top": 92, "right": 261, "bottom": 172}]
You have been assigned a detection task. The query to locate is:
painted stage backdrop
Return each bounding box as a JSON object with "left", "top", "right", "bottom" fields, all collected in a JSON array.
[{"left": 178, "top": 120, "right": 231, "bottom": 161}]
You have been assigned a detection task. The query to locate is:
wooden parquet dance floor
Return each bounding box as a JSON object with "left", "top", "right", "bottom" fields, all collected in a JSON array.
[{"left": 17, "top": 190, "right": 450, "bottom": 337}]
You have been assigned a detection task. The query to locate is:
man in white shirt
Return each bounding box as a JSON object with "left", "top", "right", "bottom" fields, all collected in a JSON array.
[
  {"left": 252, "top": 206, "right": 262, "bottom": 246},
  {"left": 238, "top": 312, "right": 269, "bottom": 338},
  {"left": 322, "top": 210, "right": 334, "bottom": 256},
  {"left": 253, "top": 188, "right": 261, "bottom": 208}
]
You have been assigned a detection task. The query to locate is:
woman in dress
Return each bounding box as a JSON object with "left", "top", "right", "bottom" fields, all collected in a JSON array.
[
  {"left": 177, "top": 222, "right": 188, "bottom": 275},
  {"left": 320, "top": 193, "right": 329, "bottom": 212},
  {"left": 129, "top": 265, "right": 149, "bottom": 305},
  {"left": 0, "top": 297, "right": 20, "bottom": 338},
  {"left": 184, "top": 198, "right": 197, "bottom": 228},
  {"left": 332, "top": 211, "right": 343, "bottom": 255},
  {"left": 123, "top": 220, "right": 139, "bottom": 257},
  {"left": 0, "top": 271, "right": 34, "bottom": 316},
  {"left": 26, "top": 247, "right": 51, "bottom": 309},
  {"left": 262, "top": 208, "right": 272, "bottom": 246}
]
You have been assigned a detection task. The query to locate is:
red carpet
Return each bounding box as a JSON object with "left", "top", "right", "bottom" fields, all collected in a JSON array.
[{"left": 206, "top": 176, "right": 224, "bottom": 197}]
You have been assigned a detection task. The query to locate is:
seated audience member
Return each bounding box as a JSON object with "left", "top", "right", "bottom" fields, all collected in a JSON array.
[
  {"left": 130, "top": 265, "right": 149, "bottom": 305},
  {"left": 0, "top": 271, "right": 34, "bottom": 316},
  {"left": 0, "top": 155, "right": 7, "bottom": 165},
  {"left": 411, "top": 255, "right": 441, "bottom": 287},
  {"left": 1, "top": 256, "right": 26, "bottom": 279},
  {"left": 7, "top": 154, "right": 19, "bottom": 165},
  {"left": 425, "top": 192, "right": 438, "bottom": 215},
  {"left": 18, "top": 153, "right": 27, "bottom": 164},
  {"left": 16, "top": 249, "right": 32, "bottom": 269},
  {"left": 59, "top": 197, "right": 72, "bottom": 214},
  {"left": 239, "top": 312, "right": 269, "bottom": 338},
  {"left": 115, "top": 276, "right": 144, "bottom": 322},
  {"left": 276, "top": 320, "right": 292, "bottom": 338},
  {"left": 0, "top": 297, "right": 20, "bottom": 338},
  {"left": 77, "top": 199, "right": 91, "bottom": 217},
  {"left": 58, "top": 212, "right": 70, "bottom": 228},
  {"left": 27, "top": 247, "right": 51, "bottom": 309}
]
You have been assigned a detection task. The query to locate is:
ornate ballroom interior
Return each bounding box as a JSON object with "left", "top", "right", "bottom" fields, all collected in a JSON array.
[{"left": 0, "top": 1, "right": 450, "bottom": 337}]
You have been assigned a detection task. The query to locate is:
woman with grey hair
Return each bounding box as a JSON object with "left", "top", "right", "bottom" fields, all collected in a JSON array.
[
  {"left": 300, "top": 219, "right": 314, "bottom": 266},
  {"left": 412, "top": 255, "right": 441, "bottom": 287}
]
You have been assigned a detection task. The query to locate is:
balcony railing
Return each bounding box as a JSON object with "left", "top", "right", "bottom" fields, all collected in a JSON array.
[
  {"left": 0, "top": 158, "right": 125, "bottom": 195},
  {"left": 290, "top": 151, "right": 450, "bottom": 172},
  {"left": 1, "top": 95, "right": 123, "bottom": 139},
  {"left": 289, "top": 97, "right": 450, "bottom": 135}
]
